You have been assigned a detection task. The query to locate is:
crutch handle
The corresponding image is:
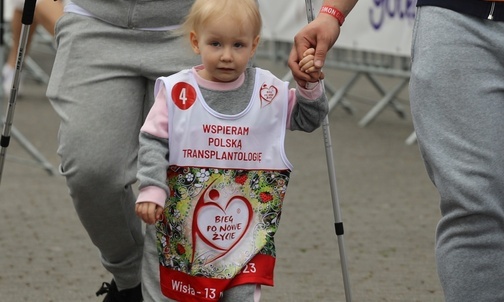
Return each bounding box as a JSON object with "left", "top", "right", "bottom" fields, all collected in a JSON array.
[
  {"left": 305, "top": 0, "right": 315, "bottom": 22},
  {"left": 22, "top": 0, "right": 38, "bottom": 25}
]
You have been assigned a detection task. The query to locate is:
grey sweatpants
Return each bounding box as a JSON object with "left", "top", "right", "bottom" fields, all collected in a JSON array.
[
  {"left": 410, "top": 7, "right": 504, "bottom": 302},
  {"left": 46, "top": 12, "right": 197, "bottom": 301},
  {"left": 47, "top": 13, "right": 259, "bottom": 302}
]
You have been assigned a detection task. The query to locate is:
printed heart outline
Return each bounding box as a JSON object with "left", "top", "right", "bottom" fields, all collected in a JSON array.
[
  {"left": 192, "top": 181, "right": 253, "bottom": 264},
  {"left": 259, "top": 83, "right": 278, "bottom": 108},
  {"left": 196, "top": 196, "right": 251, "bottom": 254}
]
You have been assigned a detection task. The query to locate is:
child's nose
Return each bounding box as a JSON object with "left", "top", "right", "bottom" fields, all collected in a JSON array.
[{"left": 220, "top": 47, "right": 233, "bottom": 61}]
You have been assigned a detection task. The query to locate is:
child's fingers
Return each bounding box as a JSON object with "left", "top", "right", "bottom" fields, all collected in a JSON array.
[
  {"left": 135, "top": 202, "right": 159, "bottom": 224},
  {"left": 302, "top": 64, "right": 322, "bottom": 74},
  {"left": 300, "top": 58, "right": 314, "bottom": 72},
  {"left": 299, "top": 54, "right": 314, "bottom": 68},
  {"left": 146, "top": 203, "right": 159, "bottom": 224},
  {"left": 155, "top": 206, "right": 164, "bottom": 221},
  {"left": 135, "top": 203, "right": 145, "bottom": 217},
  {"left": 301, "top": 58, "right": 322, "bottom": 74},
  {"left": 298, "top": 47, "right": 321, "bottom": 84},
  {"left": 305, "top": 66, "right": 320, "bottom": 74},
  {"left": 303, "top": 47, "right": 315, "bottom": 57}
]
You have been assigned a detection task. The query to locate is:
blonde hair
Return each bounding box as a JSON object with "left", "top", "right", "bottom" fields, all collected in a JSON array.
[{"left": 182, "top": 0, "right": 262, "bottom": 37}]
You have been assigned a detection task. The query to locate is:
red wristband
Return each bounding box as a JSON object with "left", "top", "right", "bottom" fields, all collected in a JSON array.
[{"left": 319, "top": 6, "right": 345, "bottom": 26}]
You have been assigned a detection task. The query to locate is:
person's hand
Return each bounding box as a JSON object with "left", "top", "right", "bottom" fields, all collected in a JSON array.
[
  {"left": 135, "top": 201, "right": 163, "bottom": 224},
  {"left": 299, "top": 48, "right": 323, "bottom": 82},
  {"left": 288, "top": 13, "right": 341, "bottom": 87}
]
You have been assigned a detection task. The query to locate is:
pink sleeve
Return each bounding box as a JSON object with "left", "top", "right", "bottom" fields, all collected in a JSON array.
[
  {"left": 136, "top": 186, "right": 167, "bottom": 208},
  {"left": 286, "top": 89, "right": 296, "bottom": 130},
  {"left": 140, "top": 84, "right": 170, "bottom": 139},
  {"left": 298, "top": 82, "right": 323, "bottom": 99}
]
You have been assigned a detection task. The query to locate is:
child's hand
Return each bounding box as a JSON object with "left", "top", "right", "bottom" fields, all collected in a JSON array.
[
  {"left": 299, "top": 48, "right": 324, "bottom": 83},
  {"left": 135, "top": 201, "right": 163, "bottom": 225}
]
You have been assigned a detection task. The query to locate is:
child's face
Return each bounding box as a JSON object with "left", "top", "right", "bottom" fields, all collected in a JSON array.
[{"left": 190, "top": 16, "right": 259, "bottom": 82}]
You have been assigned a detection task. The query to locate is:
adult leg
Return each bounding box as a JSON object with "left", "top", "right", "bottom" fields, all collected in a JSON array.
[
  {"left": 48, "top": 12, "right": 199, "bottom": 298},
  {"left": 46, "top": 13, "right": 147, "bottom": 291},
  {"left": 410, "top": 7, "right": 504, "bottom": 302},
  {"left": 31, "top": 0, "right": 64, "bottom": 36},
  {"left": 2, "top": 8, "right": 36, "bottom": 95},
  {"left": 5, "top": 0, "right": 63, "bottom": 68}
]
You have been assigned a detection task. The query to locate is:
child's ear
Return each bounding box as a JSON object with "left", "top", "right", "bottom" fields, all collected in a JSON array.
[
  {"left": 250, "top": 35, "right": 260, "bottom": 57},
  {"left": 190, "top": 31, "right": 200, "bottom": 54}
]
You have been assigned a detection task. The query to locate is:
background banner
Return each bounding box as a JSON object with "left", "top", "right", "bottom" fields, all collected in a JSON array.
[{"left": 259, "top": 0, "right": 417, "bottom": 57}]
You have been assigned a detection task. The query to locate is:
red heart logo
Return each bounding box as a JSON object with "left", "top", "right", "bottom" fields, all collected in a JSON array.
[
  {"left": 192, "top": 185, "right": 253, "bottom": 264},
  {"left": 259, "top": 84, "right": 278, "bottom": 107}
]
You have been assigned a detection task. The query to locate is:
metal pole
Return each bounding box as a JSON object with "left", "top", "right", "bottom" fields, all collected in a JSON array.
[
  {"left": 304, "top": 1, "right": 352, "bottom": 301},
  {"left": 0, "top": 0, "right": 48, "bottom": 185}
]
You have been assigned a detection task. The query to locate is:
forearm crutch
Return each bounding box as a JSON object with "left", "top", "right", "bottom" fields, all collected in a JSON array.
[
  {"left": 0, "top": 0, "right": 38, "bottom": 185},
  {"left": 304, "top": 1, "right": 352, "bottom": 301}
]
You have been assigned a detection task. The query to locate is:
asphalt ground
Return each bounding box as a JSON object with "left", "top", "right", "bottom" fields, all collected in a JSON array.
[{"left": 0, "top": 40, "right": 444, "bottom": 302}]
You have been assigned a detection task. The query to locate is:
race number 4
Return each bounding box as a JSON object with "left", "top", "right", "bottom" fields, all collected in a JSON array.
[{"left": 172, "top": 82, "right": 197, "bottom": 110}]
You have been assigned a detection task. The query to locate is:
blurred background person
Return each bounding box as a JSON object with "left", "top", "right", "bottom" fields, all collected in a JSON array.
[{"left": 2, "top": 0, "right": 64, "bottom": 97}]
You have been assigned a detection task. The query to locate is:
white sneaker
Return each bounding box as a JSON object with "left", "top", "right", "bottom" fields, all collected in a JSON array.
[{"left": 2, "top": 65, "right": 26, "bottom": 99}]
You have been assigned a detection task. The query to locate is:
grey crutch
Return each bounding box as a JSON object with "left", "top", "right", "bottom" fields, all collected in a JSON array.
[{"left": 304, "top": 0, "right": 352, "bottom": 301}]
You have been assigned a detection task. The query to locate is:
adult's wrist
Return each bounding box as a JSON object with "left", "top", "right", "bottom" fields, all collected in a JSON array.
[
  {"left": 320, "top": 0, "right": 358, "bottom": 20},
  {"left": 319, "top": 5, "right": 345, "bottom": 26}
]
